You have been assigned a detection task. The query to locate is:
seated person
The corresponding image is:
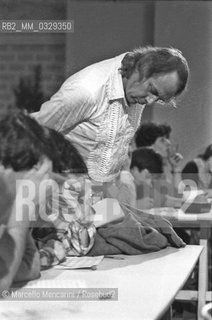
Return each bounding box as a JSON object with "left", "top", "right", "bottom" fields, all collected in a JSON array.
[
  {"left": 0, "top": 110, "right": 95, "bottom": 273},
  {"left": 130, "top": 148, "right": 190, "bottom": 243},
  {"left": 135, "top": 122, "right": 183, "bottom": 190},
  {"left": 105, "top": 146, "right": 182, "bottom": 209},
  {"left": 182, "top": 144, "right": 212, "bottom": 191},
  {"left": 128, "top": 147, "right": 182, "bottom": 209},
  {"left": 0, "top": 116, "right": 52, "bottom": 291},
  {"left": 33, "top": 127, "right": 96, "bottom": 268},
  {"left": 130, "top": 147, "right": 164, "bottom": 209},
  {"left": 130, "top": 147, "right": 182, "bottom": 209}
]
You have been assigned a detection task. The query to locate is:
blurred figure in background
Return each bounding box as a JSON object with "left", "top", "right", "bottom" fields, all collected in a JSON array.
[
  {"left": 0, "top": 162, "right": 51, "bottom": 292},
  {"left": 135, "top": 122, "right": 183, "bottom": 189},
  {"left": 182, "top": 144, "right": 212, "bottom": 191},
  {"left": 0, "top": 111, "right": 96, "bottom": 275},
  {"left": 103, "top": 147, "right": 163, "bottom": 209},
  {"left": 130, "top": 147, "right": 164, "bottom": 209},
  {"left": 0, "top": 109, "right": 54, "bottom": 291}
]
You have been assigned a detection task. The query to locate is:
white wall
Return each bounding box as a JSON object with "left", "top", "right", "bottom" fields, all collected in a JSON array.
[{"left": 154, "top": 1, "right": 212, "bottom": 164}]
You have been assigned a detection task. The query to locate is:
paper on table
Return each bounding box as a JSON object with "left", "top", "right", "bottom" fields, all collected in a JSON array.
[
  {"left": 146, "top": 207, "right": 178, "bottom": 216},
  {"left": 54, "top": 255, "right": 104, "bottom": 270},
  {"left": 183, "top": 189, "right": 205, "bottom": 201}
]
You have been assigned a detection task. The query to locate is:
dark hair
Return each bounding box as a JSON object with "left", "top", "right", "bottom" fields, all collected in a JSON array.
[
  {"left": 159, "top": 124, "right": 172, "bottom": 139},
  {"left": 130, "top": 147, "right": 163, "bottom": 174},
  {"left": 135, "top": 122, "right": 171, "bottom": 148},
  {"left": 198, "top": 144, "right": 212, "bottom": 161},
  {"left": 0, "top": 111, "right": 51, "bottom": 171},
  {"left": 182, "top": 144, "right": 212, "bottom": 185},
  {"left": 0, "top": 110, "right": 87, "bottom": 174},
  {"left": 46, "top": 128, "right": 87, "bottom": 174},
  {"left": 181, "top": 161, "right": 199, "bottom": 185},
  {"left": 121, "top": 46, "right": 189, "bottom": 96}
]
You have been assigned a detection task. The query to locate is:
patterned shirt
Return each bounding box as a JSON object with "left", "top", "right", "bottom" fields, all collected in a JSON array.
[
  {"left": 32, "top": 53, "right": 145, "bottom": 182},
  {"left": 32, "top": 175, "right": 96, "bottom": 269}
]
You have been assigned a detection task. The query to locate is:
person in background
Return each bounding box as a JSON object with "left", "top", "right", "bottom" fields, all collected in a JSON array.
[
  {"left": 32, "top": 47, "right": 189, "bottom": 183},
  {"left": 112, "top": 147, "right": 180, "bottom": 209},
  {"left": 33, "top": 128, "right": 96, "bottom": 269},
  {"left": 105, "top": 144, "right": 182, "bottom": 209},
  {"left": 0, "top": 111, "right": 95, "bottom": 273},
  {"left": 135, "top": 122, "right": 183, "bottom": 193},
  {"left": 129, "top": 147, "right": 190, "bottom": 243},
  {"left": 0, "top": 117, "right": 52, "bottom": 291},
  {"left": 182, "top": 144, "right": 212, "bottom": 191},
  {"left": 182, "top": 148, "right": 212, "bottom": 298},
  {"left": 130, "top": 147, "right": 164, "bottom": 209}
]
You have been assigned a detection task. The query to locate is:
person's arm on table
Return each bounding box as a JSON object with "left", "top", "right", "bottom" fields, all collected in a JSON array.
[
  {"left": 0, "top": 160, "right": 50, "bottom": 291},
  {"left": 136, "top": 197, "right": 154, "bottom": 210},
  {"left": 165, "top": 195, "right": 182, "bottom": 208},
  {"left": 0, "top": 224, "right": 40, "bottom": 291}
]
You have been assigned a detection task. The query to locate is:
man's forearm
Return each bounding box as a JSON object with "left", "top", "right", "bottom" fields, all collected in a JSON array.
[
  {"left": 0, "top": 226, "right": 28, "bottom": 291},
  {"left": 14, "top": 232, "right": 40, "bottom": 283}
]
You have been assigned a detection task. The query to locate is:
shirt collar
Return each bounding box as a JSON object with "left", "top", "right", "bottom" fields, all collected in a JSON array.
[
  {"left": 107, "top": 53, "right": 147, "bottom": 110},
  {"left": 107, "top": 53, "right": 128, "bottom": 108}
]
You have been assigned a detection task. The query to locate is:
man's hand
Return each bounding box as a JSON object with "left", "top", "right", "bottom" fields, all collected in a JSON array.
[
  {"left": 137, "top": 197, "right": 154, "bottom": 210},
  {"left": 168, "top": 152, "right": 183, "bottom": 170},
  {"left": 13, "top": 232, "right": 40, "bottom": 283}
]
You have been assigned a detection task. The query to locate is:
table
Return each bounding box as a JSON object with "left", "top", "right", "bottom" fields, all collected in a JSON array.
[
  {"left": 0, "top": 246, "right": 202, "bottom": 320},
  {"left": 149, "top": 208, "right": 212, "bottom": 320}
]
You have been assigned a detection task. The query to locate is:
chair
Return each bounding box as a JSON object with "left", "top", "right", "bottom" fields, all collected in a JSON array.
[{"left": 201, "top": 303, "right": 212, "bottom": 320}]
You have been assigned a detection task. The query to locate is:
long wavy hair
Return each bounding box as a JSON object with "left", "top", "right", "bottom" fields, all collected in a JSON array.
[
  {"left": 0, "top": 110, "right": 87, "bottom": 174},
  {"left": 135, "top": 122, "right": 171, "bottom": 148},
  {"left": 120, "top": 46, "right": 189, "bottom": 96},
  {"left": 199, "top": 144, "right": 212, "bottom": 161}
]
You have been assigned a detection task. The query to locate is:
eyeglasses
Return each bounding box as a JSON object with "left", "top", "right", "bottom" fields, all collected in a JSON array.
[
  {"left": 145, "top": 94, "right": 177, "bottom": 108},
  {"left": 148, "top": 84, "right": 177, "bottom": 108},
  {"left": 157, "top": 98, "right": 177, "bottom": 108}
]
